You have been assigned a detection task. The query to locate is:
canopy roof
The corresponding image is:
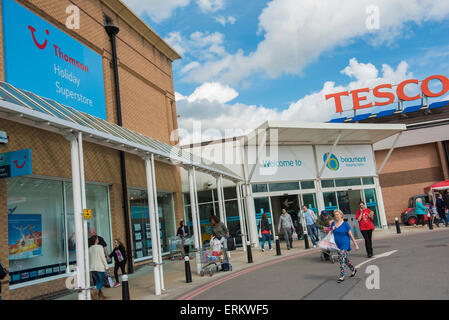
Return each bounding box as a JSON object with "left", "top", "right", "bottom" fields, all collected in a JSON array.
[
  {"left": 424, "top": 180, "right": 449, "bottom": 193},
  {"left": 0, "top": 82, "right": 241, "bottom": 181},
  {"left": 246, "top": 120, "right": 406, "bottom": 146}
]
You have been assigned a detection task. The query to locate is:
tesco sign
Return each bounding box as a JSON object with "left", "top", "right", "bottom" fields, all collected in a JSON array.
[{"left": 325, "top": 74, "right": 449, "bottom": 113}]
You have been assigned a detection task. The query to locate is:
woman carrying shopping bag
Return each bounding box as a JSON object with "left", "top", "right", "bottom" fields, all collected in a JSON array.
[
  {"left": 89, "top": 235, "right": 109, "bottom": 300},
  {"left": 331, "top": 209, "right": 359, "bottom": 283}
]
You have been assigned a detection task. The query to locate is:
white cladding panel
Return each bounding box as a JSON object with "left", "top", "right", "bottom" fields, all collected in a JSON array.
[{"left": 316, "top": 145, "right": 376, "bottom": 178}]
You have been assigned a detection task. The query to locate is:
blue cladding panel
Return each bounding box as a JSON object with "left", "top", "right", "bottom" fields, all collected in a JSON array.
[
  {"left": 328, "top": 117, "right": 347, "bottom": 123},
  {"left": 351, "top": 113, "right": 372, "bottom": 122},
  {"left": 402, "top": 105, "right": 423, "bottom": 114},
  {"left": 428, "top": 100, "right": 449, "bottom": 110},
  {"left": 375, "top": 109, "right": 396, "bottom": 118}
]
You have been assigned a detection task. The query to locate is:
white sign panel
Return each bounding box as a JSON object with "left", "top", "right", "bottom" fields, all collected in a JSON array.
[
  {"left": 248, "top": 146, "right": 317, "bottom": 183},
  {"left": 316, "top": 145, "right": 376, "bottom": 178}
]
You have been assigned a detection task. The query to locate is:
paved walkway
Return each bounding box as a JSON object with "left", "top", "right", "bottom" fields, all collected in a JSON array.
[{"left": 57, "top": 224, "right": 441, "bottom": 300}]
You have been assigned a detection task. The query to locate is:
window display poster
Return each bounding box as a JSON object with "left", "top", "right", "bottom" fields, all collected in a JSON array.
[{"left": 8, "top": 214, "right": 42, "bottom": 260}]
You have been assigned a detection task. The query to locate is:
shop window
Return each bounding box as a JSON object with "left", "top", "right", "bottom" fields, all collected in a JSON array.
[
  {"left": 198, "top": 190, "right": 213, "bottom": 203},
  {"left": 129, "top": 189, "right": 176, "bottom": 259},
  {"left": 364, "top": 189, "right": 380, "bottom": 228},
  {"left": 268, "top": 182, "right": 299, "bottom": 192},
  {"left": 252, "top": 184, "right": 268, "bottom": 193},
  {"left": 7, "top": 178, "right": 66, "bottom": 286},
  {"left": 129, "top": 189, "right": 151, "bottom": 259},
  {"left": 323, "top": 192, "right": 338, "bottom": 212},
  {"left": 335, "top": 178, "right": 362, "bottom": 187},
  {"left": 225, "top": 200, "right": 242, "bottom": 247},
  {"left": 321, "top": 180, "right": 335, "bottom": 188},
  {"left": 300, "top": 181, "right": 315, "bottom": 190},
  {"left": 302, "top": 193, "right": 318, "bottom": 213},
  {"left": 158, "top": 192, "right": 175, "bottom": 254},
  {"left": 65, "top": 183, "right": 111, "bottom": 266},
  {"left": 362, "top": 177, "right": 375, "bottom": 185},
  {"left": 7, "top": 178, "right": 111, "bottom": 286},
  {"left": 223, "top": 187, "right": 237, "bottom": 200},
  {"left": 183, "top": 192, "right": 191, "bottom": 205}
]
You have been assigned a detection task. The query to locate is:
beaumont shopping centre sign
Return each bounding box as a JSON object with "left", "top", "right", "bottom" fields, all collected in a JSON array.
[{"left": 325, "top": 74, "right": 449, "bottom": 113}]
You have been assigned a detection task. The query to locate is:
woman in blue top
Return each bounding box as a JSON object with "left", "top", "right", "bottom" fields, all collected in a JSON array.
[{"left": 331, "top": 209, "right": 359, "bottom": 283}]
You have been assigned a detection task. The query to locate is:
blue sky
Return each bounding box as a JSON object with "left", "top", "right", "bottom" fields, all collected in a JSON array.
[{"left": 123, "top": 0, "right": 449, "bottom": 142}]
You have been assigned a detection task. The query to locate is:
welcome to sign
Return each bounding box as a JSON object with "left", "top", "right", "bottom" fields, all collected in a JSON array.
[{"left": 2, "top": 0, "right": 107, "bottom": 119}]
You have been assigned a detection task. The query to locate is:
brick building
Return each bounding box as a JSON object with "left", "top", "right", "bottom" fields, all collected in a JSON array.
[
  {"left": 0, "top": 0, "right": 188, "bottom": 300},
  {"left": 336, "top": 100, "right": 449, "bottom": 223}
]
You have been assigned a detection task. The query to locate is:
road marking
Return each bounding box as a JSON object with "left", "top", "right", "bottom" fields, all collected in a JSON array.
[{"left": 355, "top": 250, "right": 398, "bottom": 269}]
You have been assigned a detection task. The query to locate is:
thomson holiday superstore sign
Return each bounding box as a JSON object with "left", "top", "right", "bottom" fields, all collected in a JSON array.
[{"left": 2, "top": 0, "right": 107, "bottom": 119}]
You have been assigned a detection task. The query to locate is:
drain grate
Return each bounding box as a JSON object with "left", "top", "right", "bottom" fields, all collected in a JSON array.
[{"left": 424, "top": 244, "right": 448, "bottom": 248}]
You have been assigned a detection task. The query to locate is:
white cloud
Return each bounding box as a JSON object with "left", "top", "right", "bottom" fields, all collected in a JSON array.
[
  {"left": 177, "top": 82, "right": 238, "bottom": 104},
  {"left": 182, "top": 0, "right": 449, "bottom": 84},
  {"left": 123, "top": 0, "right": 190, "bottom": 23},
  {"left": 180, "top": 61, "right": 201, "bottom": 74},
  {"left": 196, "top": 0, "right": 225, "bottom": 13},
  {"left": 177, "top": 59, "right": 412, "bottom": 144},
  {"left": 164, "top": 32, "right": 186, "bottom": 56},
  {"left": 215, "top": 15, "right": 236, "bottom": 26}
]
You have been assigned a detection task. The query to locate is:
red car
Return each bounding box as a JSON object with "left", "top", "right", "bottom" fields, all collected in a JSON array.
[{"left": 401, "top": 194, "right": 431, "bottom": 225}]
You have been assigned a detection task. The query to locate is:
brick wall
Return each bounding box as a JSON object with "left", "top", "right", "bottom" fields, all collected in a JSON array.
[
  {"left": 0, "top": 0, "right": 183, "bottom": 299},
  {"left": 376, "top": 143, "right": 444, "bottom": 223}
]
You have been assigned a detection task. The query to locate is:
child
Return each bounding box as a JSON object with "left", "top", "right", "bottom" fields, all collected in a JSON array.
[{"left": 109, "top": 239, "right": 127, "bottom": 288}]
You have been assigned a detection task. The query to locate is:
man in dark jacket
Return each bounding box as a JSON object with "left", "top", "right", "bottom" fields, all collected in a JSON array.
[{"left": 436, "top": 193, "right": 448, "bottom": 227}]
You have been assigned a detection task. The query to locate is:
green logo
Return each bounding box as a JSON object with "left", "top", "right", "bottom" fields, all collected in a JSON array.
[{"left": 323, "top": 153, "right": 339, "bottom": 171}]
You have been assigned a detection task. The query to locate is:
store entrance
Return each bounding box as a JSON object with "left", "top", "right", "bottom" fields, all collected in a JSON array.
[{"left": 270, "top": 194, "right": 300, "bottom": 240}]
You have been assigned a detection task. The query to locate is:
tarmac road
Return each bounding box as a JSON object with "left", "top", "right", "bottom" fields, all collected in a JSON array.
[{"left": 176, "top": 228, "right": 449, "bottom": 300}]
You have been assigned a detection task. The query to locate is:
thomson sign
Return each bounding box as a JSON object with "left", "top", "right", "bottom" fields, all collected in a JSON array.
[{"left": 2, "top": 0, "right": 107, "bottom": 119}]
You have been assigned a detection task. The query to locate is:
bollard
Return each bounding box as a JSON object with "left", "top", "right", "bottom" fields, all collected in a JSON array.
[
  {"left": 246, "top": 241, "right": 253, "bottom": 263},
  {"left": 304, "top": 233, "right": 310, "bottom": 249},
  {"left": 427, "top": 213, "right": 433, "bottom": 230},
  {"left": 121, "top": 274, "right": 130, "bottom": 300},
  {"left": 395, "top": 217, "right": 401, "bottom": 234},
  {"left": 275, "top": 236, "right": 281, "bottom": 256},
  {"left": 185, "top": 256, "right": 192, "bottom": 283}
]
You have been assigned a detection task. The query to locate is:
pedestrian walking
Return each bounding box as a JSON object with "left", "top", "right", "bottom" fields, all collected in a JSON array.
[
  {"left": 316, "top": 210, "right": 333, "bottom": 239},
  {"left": 278, "top": 208, "right": 295, "bottom": 250},
  {"left": 331, "top": 209, "right": 359, "bottom": 283},
  {"left": 177, "top": 219, "right": 190, "bottom": 254},
  {"left": 108, "top": 239, "right": 127, "bottom": 288},
  {"left": 89, "top": 235, "right": 109, "bottom": 300},
  {"left": 302, "top": 205, "right": 319, "bottom": 247},
  {"left": 443, "top": 190, "right": 449, "bottom": 209},
  {"left": 258, "top": 213, "right": 273, "bottom": 252},
  {"left": 435, "top": 193, "right": 448, "bottom": 227},
  {"left": 356, "top": 201, "right": 375, "bottom": 258},
  {"left": 415, "top": 198, "right": 427, "bottom": 227}
]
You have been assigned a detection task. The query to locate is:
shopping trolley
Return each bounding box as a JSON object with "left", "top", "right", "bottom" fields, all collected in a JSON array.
[
  {"left": 199, "top": 237, "right": 232, "bottom": 277},
  {"left": 169, "top": 236, "right": 194, "bottom": 261}
]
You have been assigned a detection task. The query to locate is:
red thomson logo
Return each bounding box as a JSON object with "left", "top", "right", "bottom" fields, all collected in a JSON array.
[
  {"left": 28, "top": 25, "right": 49, "bottom": 49},
  {"left": 14, "top": 155, "right": 27, "bottom": 169},
  {"left": 28, "top": 25, "right": 89, "bottom": 73}
]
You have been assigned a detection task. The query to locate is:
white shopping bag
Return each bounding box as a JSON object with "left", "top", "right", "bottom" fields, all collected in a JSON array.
[
  {"left": 318, "top": 232, "right": 339, "bottom": 251},
  {"left": 292, "top": 231, "right": 298, "bottom": 240}
]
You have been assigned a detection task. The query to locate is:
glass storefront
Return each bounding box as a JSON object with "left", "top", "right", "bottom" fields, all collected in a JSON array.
[
  {"left": 7, "top": 177, "right": 111, "bottom": 286},
  {"left": 129, "top": 188, "right": 176, "bottom": 260}
]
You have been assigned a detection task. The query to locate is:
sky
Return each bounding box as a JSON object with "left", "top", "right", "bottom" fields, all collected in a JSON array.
[{"left": 123, "top": 0, "right": 449, "bottom": 144}]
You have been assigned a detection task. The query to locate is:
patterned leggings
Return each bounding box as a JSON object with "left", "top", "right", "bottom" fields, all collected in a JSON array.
[{"left": 338, "top": 250, "right": 355, "bottom": 278}]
